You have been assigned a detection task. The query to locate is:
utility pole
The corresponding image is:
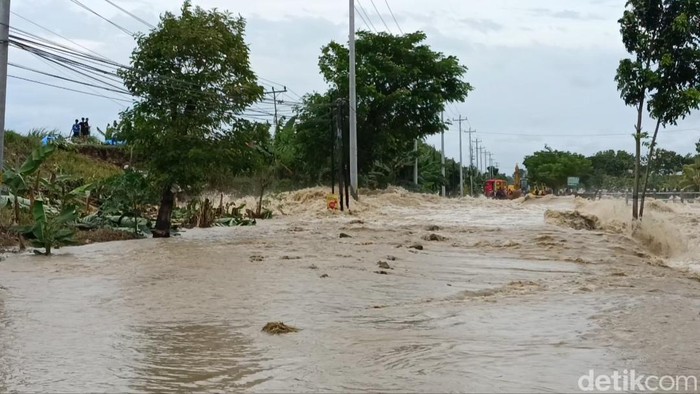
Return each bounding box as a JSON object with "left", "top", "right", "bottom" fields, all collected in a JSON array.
[
  {"left": 465, "top": 127, "right": 476, "bottom": 196},
  {"left": 348, "top": 0, "right": 358, "bottom": 200},
  {"left": 488, "top": 152, "right": 494, "bottom": 178},
  {"left": 413, "top": 139, "right": 418, "bottom": 185},
  {"left": 264, "top": 86, "right": 287, "bottom": 135},
  {"left": 453, "top": 115, "right": 468, "bottom": 197},
  {"left": 475, "top": 139, "right": 481, "bottom": 174},
  {"left": 0, "top": 0, "right": 10, "bottom": 170},
  {"left": 440, "top": 112, "right": 445, "bottom": 197}
]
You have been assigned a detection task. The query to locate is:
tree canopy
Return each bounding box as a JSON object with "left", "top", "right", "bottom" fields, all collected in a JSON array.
[
  {"left": 117, "top": 0, "right": 264, "bottom": 236},
  {"left": 523, "top": 146, "right": 592, "bottom": 190},
  {"left": 314, "top": 31, "right": 473, "bottom": 173}
]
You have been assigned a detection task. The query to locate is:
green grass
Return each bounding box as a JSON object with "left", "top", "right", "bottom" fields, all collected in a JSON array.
[{"left": 4, "top": 130, "right": 122, "bottom": 182}]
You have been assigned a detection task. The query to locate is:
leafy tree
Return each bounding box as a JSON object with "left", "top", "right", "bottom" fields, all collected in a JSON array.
[
  {"left": 117, "top": 1, "right": 263, "bottom": 237},
  {"left": 316, "top": 31, "right": 473, "bottom": 174},
  {"left": 523, "top": 146, "right": 593, "bottom": 191},
  {"left": 696, "top": 138, "right": 700, "bottom": 155},
  {"left": 679, "top": 157, "right": 700, "bottom": 191},
  {"left": 615, "top": 0, "right": 700, "bottom": 219}
]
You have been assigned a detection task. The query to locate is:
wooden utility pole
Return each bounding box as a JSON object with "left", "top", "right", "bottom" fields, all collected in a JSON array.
[{"left": 0, "top": 0, "right": 10, "bottom": 170}]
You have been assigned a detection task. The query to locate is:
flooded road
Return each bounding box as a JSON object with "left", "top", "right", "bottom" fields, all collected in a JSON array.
[{"left": 1, "top": 189, "right": 699, "bottom": 392}]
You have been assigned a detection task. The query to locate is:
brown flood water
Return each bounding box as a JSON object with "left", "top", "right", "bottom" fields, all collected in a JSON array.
[{"left": 1, "top": 189, "right": 699, "bottom": 393}]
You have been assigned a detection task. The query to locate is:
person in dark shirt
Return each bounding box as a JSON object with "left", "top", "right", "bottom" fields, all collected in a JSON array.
[
  {"left": 71, "top": 119, "right": 80, "bottom": 138},
  {"left": 81, "top": 117, "right": 90, "bottom": 137}
]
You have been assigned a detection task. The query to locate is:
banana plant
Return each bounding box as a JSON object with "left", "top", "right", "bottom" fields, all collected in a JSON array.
[
  {"left": 13, "top": 199, "right": 78, "bottom": 255},
  {"left": 2, "top": 144, "right": 57, "bottom": 224}
]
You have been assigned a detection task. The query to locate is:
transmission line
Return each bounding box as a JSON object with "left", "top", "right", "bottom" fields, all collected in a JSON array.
[
  {"left": 8, "top": 74, "right": 132, "bottom": 103},
  {"left": 102, "top": 0, "right": 156, "bottom": 29},
  {"left": 368, "top": 0, "right": 392, "bottom": 33},
  {"left": 68, "top": 0, "right": 134, "bottom": 36},
  {"left": 383, "top": 0, "right": 403, "bottom": 34}
]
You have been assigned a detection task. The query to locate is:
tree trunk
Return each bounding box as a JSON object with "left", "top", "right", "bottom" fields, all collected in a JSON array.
[
  {"left": 153, "top": 186, "right": 175, "bottom": 238},
  {"left": 632, "top": 99, "right": 645, "bottom": 220},
  {"left": 639, "top": 119, "right": 662, "bottom": 220}
]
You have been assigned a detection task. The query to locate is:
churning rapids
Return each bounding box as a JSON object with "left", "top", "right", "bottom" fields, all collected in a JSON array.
[{"left": 1, "top": 188, "right": 699, "bottom": 393}]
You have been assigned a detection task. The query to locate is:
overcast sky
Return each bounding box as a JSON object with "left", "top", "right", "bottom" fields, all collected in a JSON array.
[{"left": 7, "top": 0, "right": 700, "bottom": 174}]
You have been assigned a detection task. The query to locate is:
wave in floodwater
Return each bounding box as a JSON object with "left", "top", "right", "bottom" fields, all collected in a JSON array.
[{"left": 0, "top": 187, "right": 699, "bottom": 392}]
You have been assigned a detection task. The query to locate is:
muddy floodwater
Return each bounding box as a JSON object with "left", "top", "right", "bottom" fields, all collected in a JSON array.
[{"left": 1, "top": 189, "right": 699, "bottom": 392}]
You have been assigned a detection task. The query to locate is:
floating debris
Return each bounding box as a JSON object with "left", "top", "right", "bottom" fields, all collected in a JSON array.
[
  {"left": 339, "top": 233, "right": 352, "bottom": 238},
  {"left": 320, "top": 274, "right": 329, "bottom": 278},
  {"left": 409, "top": 243, "right": 424, "bottom": 250},
  {"left": 423, "top": 233, "right": 447, "bottom": 241},
  {"left": 377, "top": 261, "right": 391, "bottom": 269},
  {"left": 262, "top": 322, "right": 299, "bottom": 335}
]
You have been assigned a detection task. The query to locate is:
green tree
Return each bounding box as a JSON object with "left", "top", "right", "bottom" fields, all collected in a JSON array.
[
  {"left": 316, "top": 31, "right": 473, "bottom": 174},
  {"left": 117, "top": 1, "right": 263, "bottom": 237},
  {"left": 679, "top": 157, "right": 700, "bottom": 191},
  {"left": 523, "top": 146, "right": 593, "bottom": 191},
  {"left": 615, "top": 0, "right": 700, "bottom": 219},
  {"left": 696, "top": 138, "right": 700, "bottom": 155}
]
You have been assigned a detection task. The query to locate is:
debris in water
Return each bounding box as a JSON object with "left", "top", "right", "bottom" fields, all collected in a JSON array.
[
  {"left": 262, "top": 322, "right": 299, "bottom": 335},
  {"left": 611, "top": 272, "right": 627, "bottom": 277},
  {"left": 250, "top": 255, "right": 264, "bottom": 262},
  {"left": 308, "top": 264, "right": 318, "bottom": 270},
  {"left": 386, "top": 255, "right": 397, "bottom": 261},
  {"left": 348, "top": 219, "right": 365, "bottom": 225},
  {"left": 377, "top": 261, "right": 391, "bottom": 269},
  {"left": 409, "top": 243, "right": 424, "bottom": 250},
  {"left": 426, "top": 225, "right": 441, "bottom": 231},
  {"left": 423, "top": 233, "right": 447, "bottom": 242},
  {"left": 339, "top": 233, "right": 352, "bottom": 238},
  {"left": 374, "top": 270, "right": 389, "bottom": 275},
  {"left": 320, "top": 274, "right": 329, "bottom": 278},
  {"left": 544, "top": 209, "right": 599, "bottom": 231},
  {"left": 281, "top": 255, "right": 301, "bottom": 260}
]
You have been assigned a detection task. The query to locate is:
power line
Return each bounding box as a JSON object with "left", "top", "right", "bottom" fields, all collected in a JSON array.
[
  {"left": 9, "top": 62, "right": 130, "bottom": 94},
  {"left": 102, "top": 0, "right": 156, "bottom": 29},
  {"left": 9, "top": 12, "right": 114, "bottom": 64},
  {"left": 355, "top": 6, "right": 373, "bottom": 32},
  {"left": 356, "top": 0, "right": 379, "bottom": 32},
  {"left": 68, "top": 0, "right": 134, "bottom": 37},
  {"left": 369, "top": 0, "right": 392, "bottom": 33},
  {"left": 383, "top": 0, "right": 403, "bottom": 34},
  {"left": 8, "top": 74, "right": 132, "bottom": 102}
]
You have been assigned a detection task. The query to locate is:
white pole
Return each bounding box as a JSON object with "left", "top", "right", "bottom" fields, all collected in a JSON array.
[
  {"left": 459, "top": 116, "right": 463, "bottom": 197},
  {"left": 413, "top": 139, "right": 418, "bottom": 185},
  {"left": 349, "top": 0, "right": 358, "bottom": 199},
  {"left": 441, "top": 112, "right": 445, "bottom": 197},
  {"left": 0, "top": 0, "right": 10, "bottom": 170}
]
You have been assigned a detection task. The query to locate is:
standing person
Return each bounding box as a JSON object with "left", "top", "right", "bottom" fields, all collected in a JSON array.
[
  {"left": 81, "top": 117, "right": 90, "bottom": 138},
  {"left": 71, "top": 119, "right": 80, "bottom": 139},
  {"left": 79, "top": 117, "right": 86, "bottom": 138}
]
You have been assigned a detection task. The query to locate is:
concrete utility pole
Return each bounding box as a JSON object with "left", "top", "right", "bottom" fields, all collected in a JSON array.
[
  {"left": 475, "top": 139, "right": 481, "bottom": 173},
  {"left": 348, "top": 0, "right": 358, "bottom": 200},
  {"left": 453, "top": 115, "right": 468, "bottom": 197},
  {"left": 440, "top": 112, "right": 445, "bottom": 197},
  {"left": 0, "top": 0, "right": 10, "bottom": 170},
  {"left": 413, "top": 139, "right": 418, "bottom": 185},
  {"left": 488, "top": 152, "right": 494, "bottom": 178},
  {"left": 270, "top": 86, "right": 287, "bottom": 135},
  {"left": 465, "top": 127, "right": 476, "bottom": 196}
]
